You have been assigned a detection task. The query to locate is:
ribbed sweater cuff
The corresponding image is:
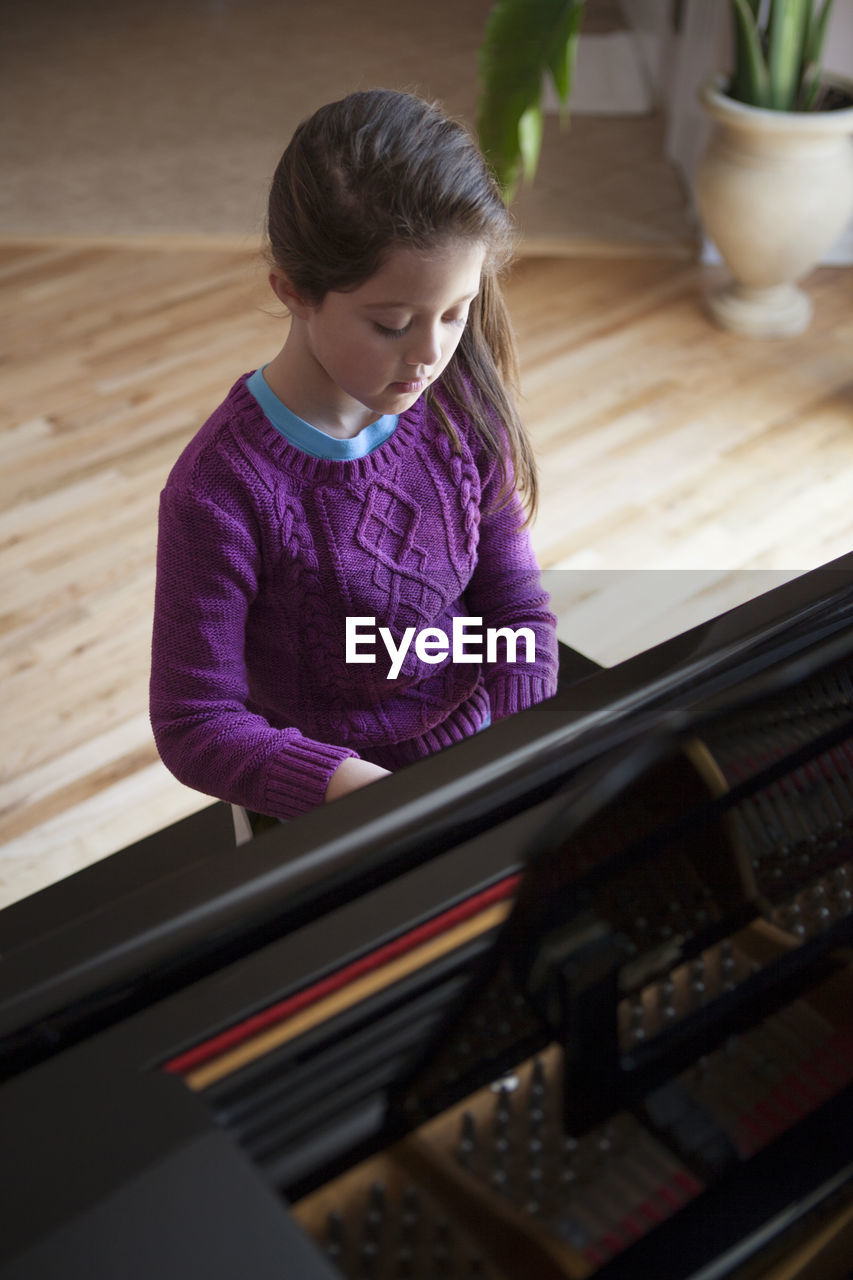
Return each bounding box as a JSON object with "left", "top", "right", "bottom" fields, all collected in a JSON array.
[
  {"left": 486, "top": 672, "right": 557, "bottom": 720},
  {"left": 264, "top": 738, "right": 359, "bottom": 818}
]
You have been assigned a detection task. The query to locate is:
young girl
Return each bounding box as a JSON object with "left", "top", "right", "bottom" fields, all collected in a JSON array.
[{"left": 150, "top": 89, "right": 558, "bottom": 822}]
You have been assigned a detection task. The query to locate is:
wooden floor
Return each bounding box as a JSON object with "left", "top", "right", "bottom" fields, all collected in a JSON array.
[{"left": 2, "top": 242, "right": 852, "bottom": 909}]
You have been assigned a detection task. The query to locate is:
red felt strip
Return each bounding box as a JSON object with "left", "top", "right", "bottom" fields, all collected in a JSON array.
[
  {"left": 614, "top": 1210, "right": 647, "bottom": 1243},
  {"left": 635, "top": 1196, "right": 666, "bottom": 1226},
  {"left": 673, "top": 1167, "right": 704, "bottom": 1197},
  {"left": 583, "top": 1242, "right": 607, "bottom": 1267},
  {"left": 164, "top": 873, "right": 520, "bottom": 1076},
  {"left": 601, "top": 1228, "right": 629, "bottom": 1255}
]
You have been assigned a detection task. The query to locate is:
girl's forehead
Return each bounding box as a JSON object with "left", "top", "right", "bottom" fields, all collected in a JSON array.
[{"left": 357, "top": 240, "right": 485, "bottom": 302}]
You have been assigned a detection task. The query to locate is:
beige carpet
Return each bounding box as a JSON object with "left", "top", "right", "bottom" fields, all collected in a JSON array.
[{"left": 2, "top": 0, "right": 695, "bottom": 253}]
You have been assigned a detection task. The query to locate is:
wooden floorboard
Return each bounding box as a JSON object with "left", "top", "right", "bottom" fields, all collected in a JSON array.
[{"left": 1, "top": 243, "right": 851, "bottom": 908}]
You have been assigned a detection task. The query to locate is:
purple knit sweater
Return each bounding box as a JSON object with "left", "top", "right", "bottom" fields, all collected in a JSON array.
[{"left": 150, "top": 374, "right": 558, "bottom": 819}]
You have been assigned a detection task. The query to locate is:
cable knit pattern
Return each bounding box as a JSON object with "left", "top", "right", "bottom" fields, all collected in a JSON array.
[{"left": 150, "top": 373, "right": 558, "bottom": 819}]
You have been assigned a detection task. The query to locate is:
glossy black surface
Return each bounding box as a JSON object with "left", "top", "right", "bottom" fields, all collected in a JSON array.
[{"left": 1, "top": 557, "right": 851, "bottom": 1071}]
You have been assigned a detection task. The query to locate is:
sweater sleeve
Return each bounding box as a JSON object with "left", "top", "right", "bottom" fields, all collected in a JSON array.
[
  {"left": 463, "top": 447, "right": 559, "bottom": 720},
  {"left": 150, "top": 484, "right": 358, "bottom": 820}
]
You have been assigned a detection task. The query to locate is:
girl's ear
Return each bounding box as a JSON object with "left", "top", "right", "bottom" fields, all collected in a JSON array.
[{"left": 269, "top": 270, "right": 313, "bottom": 317}]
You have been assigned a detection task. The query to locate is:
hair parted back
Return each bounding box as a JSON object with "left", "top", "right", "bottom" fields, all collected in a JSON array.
[{"left": 266, "top": 88, "right": 537, "bottom": 520}]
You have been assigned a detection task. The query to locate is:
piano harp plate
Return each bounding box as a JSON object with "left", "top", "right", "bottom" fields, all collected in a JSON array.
[
  {"left": 288, "top": 952, "right": 853, "bottom": 1280},
  {"left": 291, "top": 1046, "right": 706, "bottom": 1280}
]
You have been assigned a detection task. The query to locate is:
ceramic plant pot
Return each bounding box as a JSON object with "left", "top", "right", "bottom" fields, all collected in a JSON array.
[{"left": 696, "top": 73, "right": 853, "bottom": 338}]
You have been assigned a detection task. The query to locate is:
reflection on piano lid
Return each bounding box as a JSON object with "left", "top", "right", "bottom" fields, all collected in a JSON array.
[{"left": 0, "top": 554, "right": 852, "bottom": 1279}]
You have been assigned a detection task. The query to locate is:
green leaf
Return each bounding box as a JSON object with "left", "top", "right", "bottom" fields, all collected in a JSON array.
[
  {"left": 804, "top": 0, "right": 837, "bottom": 64},
  {"left": 729, "top": 0, "right": 837, "bottom": 113},
  {"left": 544, "top": 1, "right": 583, "bottom": 123},
  {"left": 729, "top": 0, "right": 771, "bottom": 106},
  {"left": 518, "top": 103, "right": 544, "bottom": 186},
  {"left": 798, "top": 0, "right": 837, "bottom": 107},
  {"left": 798, "top": 61, "right": 821, "bottom": 108},
  {"left": 476, "top": 0, "right": 585, "bottom": 199},
  {"left": 767, "top": 0, "right": 810, "bottom": 110}
]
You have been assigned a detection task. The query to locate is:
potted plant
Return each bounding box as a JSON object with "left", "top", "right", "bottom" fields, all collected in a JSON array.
[
  {"left": 696, "top": 0, "right": 853, "bottom": 337},
  {"left": 476, "top": 0, "right": 586, "bottom": 201}
]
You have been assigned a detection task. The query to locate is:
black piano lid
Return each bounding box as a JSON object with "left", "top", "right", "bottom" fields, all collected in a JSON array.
[{"left": 0, "top": 554, "right": 852, "bottom": 1070}]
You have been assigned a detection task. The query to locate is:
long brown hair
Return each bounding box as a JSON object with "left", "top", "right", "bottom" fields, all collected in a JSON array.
[{"left": 265, "top": 89, "right": 537, "bottom": 521}]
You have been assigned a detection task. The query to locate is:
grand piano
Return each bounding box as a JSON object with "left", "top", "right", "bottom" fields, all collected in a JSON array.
[{"left": 1, "top": 555, "right": 852, "bottom": 1279}]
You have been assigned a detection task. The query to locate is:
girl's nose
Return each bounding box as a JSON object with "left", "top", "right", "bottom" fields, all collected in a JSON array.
[{"left": 404, "top": 324, "right": 441, "bottom": 369}]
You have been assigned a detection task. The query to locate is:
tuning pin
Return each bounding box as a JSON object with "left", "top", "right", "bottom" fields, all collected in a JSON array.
[
  {"left": 661, "top": 980, "right": 678, "bottom": 1023},
  {"left": 390, "top": 1189, "right": 419, "bottom": 1280},
  {"left": 810, "top": 880, "right": 835, "bottom": 928},
  {"left": 395, "top": 1248, "right": 415, "bottom": 1279},
  {"left": 489, "top": 1108, "right": 510, "bottom": 1192},
  {"left": 357, "top": 1184, "right": 387, "bottom": 1276},
  {"left": 660, "top": 976, "right": 675, "bottom": 999},
  {"left": 783, "top": 897, "right": 808, "bottom": 939},
  {"left": 560, "top": 1134, "right": 579, "bottom": 1185},
  {"left": 368, "top": 1181, "right": 386, "bottom": 1209},
  {"left": 365, "top": 1182, "right": 386, "bottom": 1236},
  {"left": 597, "top": 1122, "right": 615, "bottom": 1156},
  {"left": 690, "top": 956, "right": 706, "bottom": 1002},
  {"left": 527, "top": 1123, "right": 545, "bottom": 1185},
  {"left": 831, "top": 864, "right": 852, "bottom": 913},
  {"left": 326, "top": 1210, "right": 346, "bottom": 1262},
  {"left": 525, "top": 1163, "right": 544, "bottom": 1216},
  {"left": 494, "top": 1086, "right": 512, "bottom": 1130},
  {"left": 527, "top": 1080, "right": 545, "bottom": 1133},
  {"left": 457, "top": 1110, "right": 477, "bottom": 1169},
  {"left": 622, "top": 992, "right": 644, "bottom": 1045},
  {"left": 492, "top": 1089, "right": 512, "bottom": 1164},
  {"left": 400, "top": 1186, "right": 420, "bottom": 1231},
  {"left": 432, "top": 1218, "right": 452, "bottom": 1276},
  {"left": 491, "top": 1072, "right": 520, "bottom": 1093},
  {"left": 359, "top": 1238, "right": 379, "bottom": 1278}
]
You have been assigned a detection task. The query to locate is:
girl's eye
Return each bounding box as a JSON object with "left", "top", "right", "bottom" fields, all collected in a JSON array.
[
  {"left": 373, "top": 313, "right": 468, "bottom": 338},
  {"left": 374, "top": 322, "right": 410, "bottom": 338}
]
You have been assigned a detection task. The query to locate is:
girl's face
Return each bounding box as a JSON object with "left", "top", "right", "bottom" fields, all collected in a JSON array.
[{"left": 284, "top": 239, "right": 486, "bottom": 435}]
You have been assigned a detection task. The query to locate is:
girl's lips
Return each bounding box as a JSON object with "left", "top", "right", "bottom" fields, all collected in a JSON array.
[{"left": 390, "top": 378, "right": 428, "bottom": 394}]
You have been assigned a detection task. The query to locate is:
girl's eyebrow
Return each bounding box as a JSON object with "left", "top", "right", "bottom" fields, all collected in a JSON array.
[{"left": 362, "top": 290, "right": 480, "bottom": 310}]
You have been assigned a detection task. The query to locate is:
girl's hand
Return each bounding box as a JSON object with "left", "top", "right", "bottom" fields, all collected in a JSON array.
[{"left": 324, "top": 757, "right": 391, "bottom": 802}]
